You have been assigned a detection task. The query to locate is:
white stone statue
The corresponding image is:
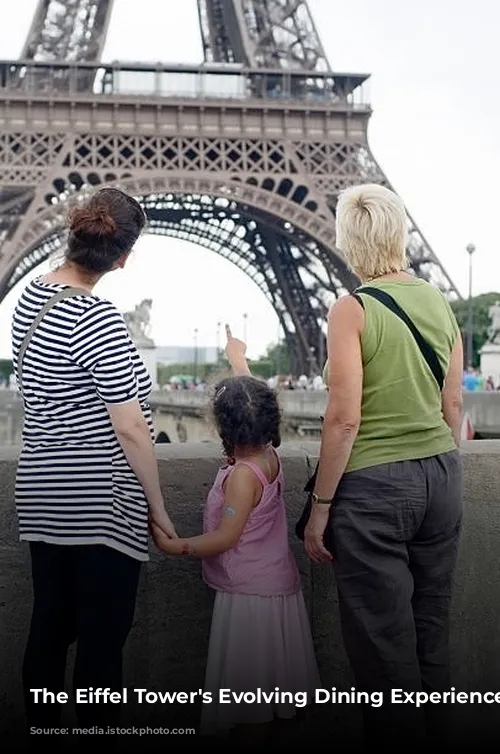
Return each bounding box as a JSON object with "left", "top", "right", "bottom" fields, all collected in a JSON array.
[
  {"left": 123, "top": 298, "right": 155, "bottom": 348},
  {"left": 487, "top": 301, "right": 500, "bottom": 344}
]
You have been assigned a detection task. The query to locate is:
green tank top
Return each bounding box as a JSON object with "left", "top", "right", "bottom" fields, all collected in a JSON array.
[{"left": 323, "top": 279, "right": 460, "bottom": 473}]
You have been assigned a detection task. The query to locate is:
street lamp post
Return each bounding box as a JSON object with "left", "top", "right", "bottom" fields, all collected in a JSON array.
[
  {"left": 193, "top": 328, "right": 199, "bottom": 381},
  {"left": 318, "top": 322, "right": 325, "bottom": 374},
  {"left": 466, "top": 243, "right": 476, "bottom": 369},
  {"left": 243, "top": 313, "right": 248, "bottom": 343},
  {"left": 216, "top": 321, "right": 221, "bottom": 363},
  {"left": 276, "top": 324, "right": 281, "bottom": 377}
]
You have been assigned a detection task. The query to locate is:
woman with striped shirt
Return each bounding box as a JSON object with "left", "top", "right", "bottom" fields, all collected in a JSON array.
[{"left": 11, "top": 188, "right": 177, "bottom": 732}]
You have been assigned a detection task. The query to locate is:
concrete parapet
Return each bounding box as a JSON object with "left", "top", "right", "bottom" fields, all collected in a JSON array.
[{"left": 1, "top": 441, "right": 500, "bottom": 747}]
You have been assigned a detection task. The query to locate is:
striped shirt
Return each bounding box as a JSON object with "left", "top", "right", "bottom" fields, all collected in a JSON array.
[{"left": 11, "top": 278, "right": 154, "bottom": 562}]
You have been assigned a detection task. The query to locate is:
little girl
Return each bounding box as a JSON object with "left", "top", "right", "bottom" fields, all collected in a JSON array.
[{"left": 152, "top": 325, "right": 320, "bottom": 738}]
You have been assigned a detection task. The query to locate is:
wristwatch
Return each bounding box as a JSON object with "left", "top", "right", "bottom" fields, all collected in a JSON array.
[{"left": 312, "top": 493, "right": 333, "bottom": 505}]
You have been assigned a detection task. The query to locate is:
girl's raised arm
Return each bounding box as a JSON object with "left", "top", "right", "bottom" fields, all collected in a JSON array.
[{"left": 224, "top": 324, "right": 251, "bottom": 376}]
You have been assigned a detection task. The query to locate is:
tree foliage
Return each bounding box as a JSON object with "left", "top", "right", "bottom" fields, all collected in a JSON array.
[
  {"left": 156, "top": 341, "right": 294, "bottom": 385},
  {"left": 0, "top": 359, "right": 13, "bottom": 381},
  {"left": 157, "top": 361, "right": 221, "bottom": 386},
  {"left": 450, "top": 292, "right": 500, "bottom": 368},
  {"left": 250, "top": 341, "right": 292, "bottom": 378}
]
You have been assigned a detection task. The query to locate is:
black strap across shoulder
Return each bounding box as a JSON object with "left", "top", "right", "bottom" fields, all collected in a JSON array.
[
  {"left": 352, "top": 286, "right": 444, "bottom": 391},
  {"left": 17, "top": 286, "right": 91, "bottom": 392}
]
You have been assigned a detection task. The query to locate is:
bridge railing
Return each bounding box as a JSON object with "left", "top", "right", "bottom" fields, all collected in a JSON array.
[{"left": 0, "top": 59, "right": 370, "bottom": 109}]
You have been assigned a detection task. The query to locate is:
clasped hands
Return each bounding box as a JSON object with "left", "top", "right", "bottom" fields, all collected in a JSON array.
[
  {"left": 149, "top": 517, "right": 179, "bottom": 554},
  {"left": 150, "top": 497, "right": 334, "bottom": 562},
  {"left": 149, "top": 507, "right": 178, "bottom": 553}
]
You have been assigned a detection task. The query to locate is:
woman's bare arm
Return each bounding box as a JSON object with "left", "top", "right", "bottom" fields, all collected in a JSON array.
[
  {"left": 442, "top": 337, "right": 464, "bottom": 446},
  {"left": 106, "top": 401, "right": 176, "bottom": 536},
  {"left": 312, "top": 296, "right": 364, "bottom": 501}
]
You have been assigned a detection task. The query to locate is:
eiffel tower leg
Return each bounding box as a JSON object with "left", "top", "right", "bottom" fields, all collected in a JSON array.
[
  {"left": 22, "top": 1, "right": 115, "bottom": 62},
  {"left": 0, "top": 132, "right": 77, "bottom": 298},
  {"left": 259, "top": 229, "right": 321, "bottom": 375},
  {"left": 145, "top": 194, "right": 327, "bottom": 376}
]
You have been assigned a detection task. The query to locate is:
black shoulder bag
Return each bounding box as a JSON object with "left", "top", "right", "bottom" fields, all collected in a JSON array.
[{"left": 295, "top": 286, "right": 444, "bottom": 548}]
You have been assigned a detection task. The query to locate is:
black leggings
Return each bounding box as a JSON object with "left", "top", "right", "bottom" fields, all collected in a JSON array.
[{"left": 23, "top": 542, "right": 141, "bottom": 729}]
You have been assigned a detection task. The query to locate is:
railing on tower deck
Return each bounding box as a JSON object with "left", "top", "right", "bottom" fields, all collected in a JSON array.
[{"left": 0, "top": 59, "right": 371, "bottom": 109}]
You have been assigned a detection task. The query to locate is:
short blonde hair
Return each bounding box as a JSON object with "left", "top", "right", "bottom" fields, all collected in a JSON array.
[{"left": 335, "top": 184, "right": 408, "bottom": 280}]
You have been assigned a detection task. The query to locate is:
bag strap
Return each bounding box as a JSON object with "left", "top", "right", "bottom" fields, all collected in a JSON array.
[
  {"left": 17, "top": 286, "right": 91, "bottom": 389},
  {"left": 352, "top": 286, "right": 444, "bottom": 391}
]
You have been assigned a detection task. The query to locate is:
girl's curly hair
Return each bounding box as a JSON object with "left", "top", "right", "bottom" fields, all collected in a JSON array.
[{"left": 212, "top": 375, "right": 281, "bottom": 458}]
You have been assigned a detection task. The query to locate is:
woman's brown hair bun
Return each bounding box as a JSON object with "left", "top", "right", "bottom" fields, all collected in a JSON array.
[
  {"left": 65, "top": 187, "right": 146, "bottom": 274},
  {"left": 69, "top": 205, "right": 117, "bottom": 238}
]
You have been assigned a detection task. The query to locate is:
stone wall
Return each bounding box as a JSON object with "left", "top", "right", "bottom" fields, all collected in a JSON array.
[{"left": 1, "top": 441, "right": 500, "bottom": 748}]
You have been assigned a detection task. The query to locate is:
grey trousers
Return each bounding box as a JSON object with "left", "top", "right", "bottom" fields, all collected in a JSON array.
[{"left": 329, "top": 450, "right": 463, "bottom": 747}]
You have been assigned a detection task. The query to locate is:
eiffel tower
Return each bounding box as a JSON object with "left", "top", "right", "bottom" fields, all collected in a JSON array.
[{"left": 0, "top": 0, "right": 460, "bottom": 374}]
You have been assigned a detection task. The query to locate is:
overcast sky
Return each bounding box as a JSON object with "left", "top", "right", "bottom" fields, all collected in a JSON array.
[{"left": 0, "top": 0, "right": 498, "bottom": 359}]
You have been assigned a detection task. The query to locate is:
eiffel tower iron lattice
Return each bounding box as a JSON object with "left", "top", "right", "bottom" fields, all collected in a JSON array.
[{"left": 0, "top": 0, "right": 460, "bottom": 374}]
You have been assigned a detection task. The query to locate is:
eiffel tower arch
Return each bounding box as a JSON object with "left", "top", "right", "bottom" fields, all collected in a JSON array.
[{"left": 0, "top": 0, "right": 460, "bottom": 374}]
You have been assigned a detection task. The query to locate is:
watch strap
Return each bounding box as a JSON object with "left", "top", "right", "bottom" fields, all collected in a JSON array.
[{"left": 312, "top": 493, "right": 332, "bottom": 505}]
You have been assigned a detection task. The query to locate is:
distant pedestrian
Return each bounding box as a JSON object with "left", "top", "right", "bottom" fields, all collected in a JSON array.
[{"left": 463, "top": 368, "right": 478, "bottom": 391}]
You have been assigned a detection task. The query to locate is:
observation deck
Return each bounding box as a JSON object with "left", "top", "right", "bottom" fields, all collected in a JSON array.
[{"left": 0, "top": 59, "right": 370, "bottom": 109}]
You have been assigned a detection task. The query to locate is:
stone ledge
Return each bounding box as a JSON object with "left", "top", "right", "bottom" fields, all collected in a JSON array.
[
  {"left": 1, "top": 438, "right": 499, "bottom": 461},
  {"left": 154, "top": 438, "right": 500, "bottom": 458}
]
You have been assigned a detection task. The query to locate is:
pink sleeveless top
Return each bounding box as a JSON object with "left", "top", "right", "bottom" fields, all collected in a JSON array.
[{"left": 201, "top": 451, "right": 300, "bottom": 597}]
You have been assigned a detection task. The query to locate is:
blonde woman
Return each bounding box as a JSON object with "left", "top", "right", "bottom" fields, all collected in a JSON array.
[{"left": 304, "top": 184, "right": 463, "bottom": 746}]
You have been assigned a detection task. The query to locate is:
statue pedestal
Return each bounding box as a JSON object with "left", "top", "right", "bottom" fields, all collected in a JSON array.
[
  {"left": 480, "top": 342, "right": 500, "bottom": 386},
  {"left": 122, "top": 299, "right": 157, "bottom": 389},
  {"left": 137, "top": 345, "right": 158, "bottom": 390}
]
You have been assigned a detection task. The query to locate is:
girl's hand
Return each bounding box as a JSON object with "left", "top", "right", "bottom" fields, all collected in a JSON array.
[
  {"left": 150, "top": 521, "right": 179, "bottom": 553},
  {"left": 149, "top": 507, "right": 177, "bottom": 539},
  {"left": 304, "top": 505, "right": 333, "bottom": 563},
  {"left": 224, "top": 324, "right": 248, "bottom": 373}
]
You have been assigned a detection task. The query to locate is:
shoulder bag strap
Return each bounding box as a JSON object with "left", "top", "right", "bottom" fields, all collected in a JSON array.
[
  {"left": 352, "top": 286, "right": 445, "bottom": 391},
  {"left": 17, "top": 286, "right": 91, "bottom": 390}
]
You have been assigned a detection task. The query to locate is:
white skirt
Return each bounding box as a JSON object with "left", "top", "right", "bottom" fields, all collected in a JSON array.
[{"left": 200, "top": 589, "right": 321, "bottom": 734}]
